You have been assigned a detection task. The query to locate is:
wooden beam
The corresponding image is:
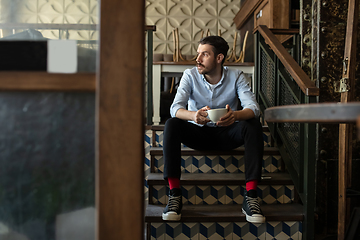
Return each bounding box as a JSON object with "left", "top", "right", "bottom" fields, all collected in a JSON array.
[
  {"left": 0, "top": 72, "right": 95, "bottom": 91},
  {"left": 97, "top": 1, "right": 145, "bottom": 240},
  {"left": 233, "top": 0, "right": 263, "bottom": 30},
  {"left": 267, "top": 28, "right": 299, "bottom": 35},
  {"left": 338, "top": 1, "right": 359, "bottom": 239}
]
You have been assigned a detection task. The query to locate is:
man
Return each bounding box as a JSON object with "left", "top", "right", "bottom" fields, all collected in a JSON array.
[{"left": 162, "top": 36, "right": 265, "bottom": 224}]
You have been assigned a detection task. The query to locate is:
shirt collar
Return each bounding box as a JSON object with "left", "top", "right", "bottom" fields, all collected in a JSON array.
[{"left": 201, "top": 66, "right": 227, "bottom": 87}]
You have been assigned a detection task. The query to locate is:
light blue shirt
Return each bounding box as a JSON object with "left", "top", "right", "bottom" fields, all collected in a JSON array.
[{"left": 170, "top": 66, "right": 260, "bottom": 126}]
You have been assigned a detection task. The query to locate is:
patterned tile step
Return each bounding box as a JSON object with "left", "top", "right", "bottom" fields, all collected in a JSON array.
[
  {"left": 147, "top": 172, "right": 293, "bottom": 186},
  {"left": 150, "top": 147, "right": 282, "bottom": 174},
  {"left": 151, "top": 154, "right": 283, "bottom": 174},
  {"left": 150, "top": 147, "right": 279, "bottom": 157},
  {"left": 148, "top": 221, "right": 302, "bottom": 240},
  {"left": 150, "top": 125, "right": 271, "bottom": 148},
  {"left": 145, "top": 204, "right": 303, "bottom": 223},
  {"left": 150, "top": 185, "right": 295, "bottom": 205}
]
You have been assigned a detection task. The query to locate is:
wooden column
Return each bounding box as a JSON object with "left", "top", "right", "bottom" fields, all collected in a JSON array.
[
  {"left": 96, "top": 1, "right": 145, "bottom": 240},
  {"left": 338, "top": 0, "right": 359, "bottom": 239}
]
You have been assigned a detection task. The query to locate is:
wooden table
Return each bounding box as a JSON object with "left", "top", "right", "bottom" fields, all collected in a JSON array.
[
  {"left": 265, "top": 102, "right": 360, "bottom": 239},
  {"left": 264, "top": 102, "right": 360, "bottom": 124}
]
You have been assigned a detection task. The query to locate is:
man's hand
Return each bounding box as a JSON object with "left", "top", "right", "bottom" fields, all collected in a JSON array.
[
  {"left": 217, "top": 105, "right": 236, "bottom": 126},
  {"left": 194, "top": 106, "right": 211, "bottom": 125}
]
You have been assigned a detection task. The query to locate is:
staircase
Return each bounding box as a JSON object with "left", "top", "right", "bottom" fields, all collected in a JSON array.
[{"left": 144, "top": 124, "right": 304, "bottom": 239}]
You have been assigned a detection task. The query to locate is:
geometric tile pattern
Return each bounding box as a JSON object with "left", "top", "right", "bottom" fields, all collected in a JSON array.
[
  {"left": 258, "top": 185, "right": 294, "bottom": 205},
  {"left": 150, "top": 221, "right": 302, "bottom": 240},
  {"left": 263, "top": 155, "right": 283, "bottom": 173},
  {"left": 152, "top": 154, "right": 281, "bottom": 174},
  {"left": 263, "top": 131, "right": 272, "bottom": 147},
  {"left": 151, "top": 184, "right": 294, "bottom": 206},
  {"left": 265, "top": 221, "right": 302, "bottom": 240},
  {"left": 145, "top": 129, "right": 153, "bottom": 203}
]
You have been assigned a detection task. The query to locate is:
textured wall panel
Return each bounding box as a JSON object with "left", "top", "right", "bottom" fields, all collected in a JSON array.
[
  {"left": 146, "top": 0, "right": 241, "bottom": 56},
  {"left": 4, "top": 0, "right": 98, "bottom": 42},
  {"left": 193, "top": 0, "right": 217, "bottom": 17}
]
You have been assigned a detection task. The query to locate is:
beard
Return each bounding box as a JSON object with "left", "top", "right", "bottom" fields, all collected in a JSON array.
[{"left": 197, "top": 59, "right": 217, "bottom": 75}]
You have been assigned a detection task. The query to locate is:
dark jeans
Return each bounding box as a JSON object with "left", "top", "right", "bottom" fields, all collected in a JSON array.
[{"left": 163, "top": 117, "right": 264, "bottom": 182}]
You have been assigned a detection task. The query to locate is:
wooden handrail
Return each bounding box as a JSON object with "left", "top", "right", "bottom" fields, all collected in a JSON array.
[{"left": 255, "top": 25, "right": 319, "bottom": 96}]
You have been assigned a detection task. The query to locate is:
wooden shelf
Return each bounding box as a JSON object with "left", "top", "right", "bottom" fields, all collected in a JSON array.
[{"left": 0, "top": 72, "right": 95, "bottom": 91}]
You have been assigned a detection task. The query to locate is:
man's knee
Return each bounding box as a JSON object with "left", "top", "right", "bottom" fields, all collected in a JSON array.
[
  {"left": 164, "top": 117, "right": 185, "bottom": 134},
  {"left": 244, "top": 117, "right": 263, "bottom": 134},
  {"left": 165, "top": 117, "right": 183, "bottom": 128}
]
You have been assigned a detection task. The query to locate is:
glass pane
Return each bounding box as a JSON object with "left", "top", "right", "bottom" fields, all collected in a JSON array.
[
  {"left": 0, "top": 0, "right": 99, "bottom": 72},
  {"left": 0, "top": 92, "right": 96, "bottom": 240}
]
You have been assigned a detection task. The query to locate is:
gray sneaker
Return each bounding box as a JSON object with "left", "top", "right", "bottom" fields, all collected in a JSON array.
[
  {"left": 242, "top": 190, "right": 265, "bottom": 223},
  {"left": 162, "top": 188, "right": 182, "bottom": 221}
]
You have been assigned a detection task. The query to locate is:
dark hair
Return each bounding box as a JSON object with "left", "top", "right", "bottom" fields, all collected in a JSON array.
[{"left": 199, "top": 36, "right": 229, "bottom": 65}]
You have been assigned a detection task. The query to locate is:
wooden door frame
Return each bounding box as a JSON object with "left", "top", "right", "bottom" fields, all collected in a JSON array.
[
  {"left": 96, "top": 1, "right": 145, "bottom": 240},
  {"left": 338, "top": 0, "right": 359, "bottom": 239}
]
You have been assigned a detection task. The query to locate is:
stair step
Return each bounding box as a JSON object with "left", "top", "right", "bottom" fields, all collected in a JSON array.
[
  {"left": 145, "top": 203, "right": 303, "bottom": 223},
  {"left": 151, "top": 124, "right": 269, "bottom": 132},
  {"left": 147, "top": 172, "right": 293, "bottom": 185},
  {"left": 150, "top": 146, "right": 279, "bottom": 156}
]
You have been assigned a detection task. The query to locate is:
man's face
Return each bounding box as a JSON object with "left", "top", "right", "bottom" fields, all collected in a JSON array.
[{"left": 196, "top": 44, "right": 218, "bottom": 75}]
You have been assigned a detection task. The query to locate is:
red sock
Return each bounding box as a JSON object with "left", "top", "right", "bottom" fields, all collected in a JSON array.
[
  {"left": 246, "top": 180, "right": 258, "bottom": 191},
  {"left": 168, "top": 177, "right": 180, "bottom": 190}
]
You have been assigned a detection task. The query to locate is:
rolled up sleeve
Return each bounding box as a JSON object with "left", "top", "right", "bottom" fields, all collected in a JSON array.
[
  {"left": 170, "top": 71, "right": 192, "bottom": 118},
  {"left": 236, "top": 73, "right": 260, "bottom": 118}
]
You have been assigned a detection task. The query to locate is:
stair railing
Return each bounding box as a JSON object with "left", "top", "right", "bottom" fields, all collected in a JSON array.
[{"left": 254, "top": 25, "right": 319, "bottom": 240}]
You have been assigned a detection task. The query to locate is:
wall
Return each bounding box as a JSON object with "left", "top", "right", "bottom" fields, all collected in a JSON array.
[
  {"left": 0, "top": 0, "right": 98, "bottom": 42},
  {"left": 146, "top": 0, "right": 242, "bottom": 57}
]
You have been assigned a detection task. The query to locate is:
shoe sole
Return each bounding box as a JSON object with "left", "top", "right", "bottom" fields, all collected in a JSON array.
[
  {"left": 162, "top": 212, "right": 181, "bottom": 221},
  {"left": 242, "top": 208, "right": 266, "bottom": 224}
]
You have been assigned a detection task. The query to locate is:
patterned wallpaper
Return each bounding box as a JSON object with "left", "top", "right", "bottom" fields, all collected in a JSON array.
[
  {"left": 0, "top": 0, "right": 98, "bottom": 41},
  {"left": 146, "top": 0, "right": 241, "bottom": 56}
]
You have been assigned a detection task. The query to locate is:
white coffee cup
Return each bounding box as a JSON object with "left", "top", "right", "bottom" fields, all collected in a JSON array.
[{"left": 207, "top": 108, "right": 228, "bottom": 122}]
